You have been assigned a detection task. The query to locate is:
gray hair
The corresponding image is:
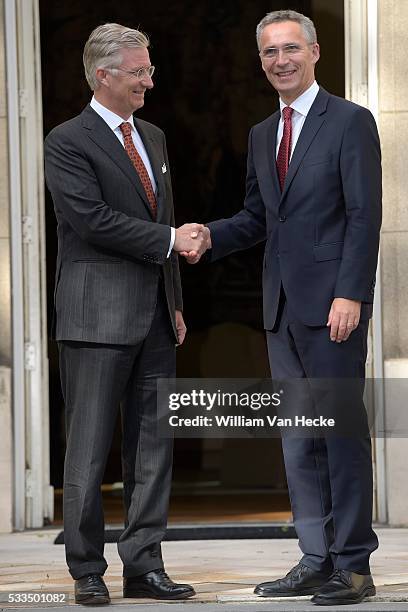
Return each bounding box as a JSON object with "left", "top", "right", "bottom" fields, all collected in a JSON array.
[
  {"left": 256, "top": 10, "right": 317, "bottom": 50},
  {"left": 83, "top": 23, "right": 150, "bottom": 90}
]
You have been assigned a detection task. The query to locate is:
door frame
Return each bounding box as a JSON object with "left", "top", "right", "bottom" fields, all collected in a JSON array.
[
  {"left": 5, "top": 0, "right": 52, "bottom": 529},
  {"left": 344, "top": 0, "right": 387, "bottom": 524},
  {"left": 5, "top": 0, "right": 387, "bottom": 528}
]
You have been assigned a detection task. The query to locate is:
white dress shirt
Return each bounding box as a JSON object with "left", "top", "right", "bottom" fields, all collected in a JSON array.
[
  {"left": 90, "top": 96, "right": 174, "bottom": 255},
  {"left": 276, "top": 80, "right": 319, "bottom": 160}
]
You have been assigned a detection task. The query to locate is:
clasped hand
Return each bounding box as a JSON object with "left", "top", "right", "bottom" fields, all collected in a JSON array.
[{"left": 174, "top": 224, "right": 211, "bottom": 263}]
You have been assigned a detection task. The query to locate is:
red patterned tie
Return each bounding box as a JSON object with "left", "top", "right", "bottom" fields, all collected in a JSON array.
[
  {"left": 120, "top": 122, "right": 157, "bottom": 219},
  {"left": 276, "top": 106, "right": 294, "bottom": 191}
]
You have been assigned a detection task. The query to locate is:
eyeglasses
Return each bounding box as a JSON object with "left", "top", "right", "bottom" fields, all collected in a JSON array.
[
  {"left": 109, "top": 65, "right": 156, "bottom": 79},
  {"left": 260, "top": 43, "right": 315, "bottom": 60}
]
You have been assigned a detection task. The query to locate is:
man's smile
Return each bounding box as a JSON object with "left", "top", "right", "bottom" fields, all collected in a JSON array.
[{"left": 275, "top": 69, "right": 297, "bottom": 78}]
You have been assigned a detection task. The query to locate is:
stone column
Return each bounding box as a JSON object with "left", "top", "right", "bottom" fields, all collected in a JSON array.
[
  {"left": 0, "top": 0, "right": 13, "bottom": 533},
  {"left": 378, "top": 0, "right": 408, "bottom": 526}
]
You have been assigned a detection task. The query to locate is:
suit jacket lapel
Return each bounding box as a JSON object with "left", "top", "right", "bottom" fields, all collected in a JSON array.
[
  {"left": 280, "top": 87, "right": 329, "bottom": 203},
  {"left": 266, "top": 112, "right": 281, "bottom": 203},
  {"left": 81, "top": 105, "right": 153, "bottom": 217}
]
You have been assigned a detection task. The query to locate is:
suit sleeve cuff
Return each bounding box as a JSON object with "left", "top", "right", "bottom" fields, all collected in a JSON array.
[{"left": 167, "top": 227, "right": 175, "bottom": 258}]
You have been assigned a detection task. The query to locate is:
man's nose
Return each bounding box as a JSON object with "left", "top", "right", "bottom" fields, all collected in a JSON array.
[
  {"left": 275, "top": 49, "right": 290, "bottom": 64},
  {"left": 141, "top": 74, "right": 154, "bottom": 88}
]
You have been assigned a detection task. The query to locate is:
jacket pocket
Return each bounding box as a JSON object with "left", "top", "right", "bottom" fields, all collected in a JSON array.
[
  {"left": 313, "top": 242, "right": 343, "bottom": 262},
  {"left": 303, "top": 154, "right": 333, "bottom": 167}
]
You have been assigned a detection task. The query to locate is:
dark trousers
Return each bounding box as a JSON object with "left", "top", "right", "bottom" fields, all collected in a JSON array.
[
  {"left": 58, "top": 292, "right": 175, "bottom": 579},
  {"left": 266, "top": 294, "right": 378, "bottom": 574}
]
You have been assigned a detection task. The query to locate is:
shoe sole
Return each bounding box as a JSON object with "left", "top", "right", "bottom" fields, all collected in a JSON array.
[
  {"left": 312, "top": 585, "right": 376, "bottom": 606},
  {"left": 123, "top": 589, "right": 195, "bottom": 600},
  {"left": 255, "top": 586, "right": 324, "bottom": 597},
  {"left": 74, "top": 594, "right": 111, "bottom": 605}
]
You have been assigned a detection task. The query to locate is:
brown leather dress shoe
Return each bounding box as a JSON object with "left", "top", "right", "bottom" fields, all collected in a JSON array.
[
  {"left": 74, "top": 574, "right": 110, "bottom": 605},
  {"left": 254, "top": 562, "right": 332, "bottom": 597},
  {"left": 311, "top": 570, "right": 376, "bottom": 605},
  {"left": 123, "top": 569, "right": 195, "bottom": 600}
]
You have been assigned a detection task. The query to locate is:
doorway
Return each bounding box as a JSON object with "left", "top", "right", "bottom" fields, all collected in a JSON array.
[{"left": 40, "top": 0, "right": 345, "bottom": 526}]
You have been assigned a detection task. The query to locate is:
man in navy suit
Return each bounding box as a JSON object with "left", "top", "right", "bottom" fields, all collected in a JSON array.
[{"left": 184, "top": 9, "right": 381, "bottom": 607}]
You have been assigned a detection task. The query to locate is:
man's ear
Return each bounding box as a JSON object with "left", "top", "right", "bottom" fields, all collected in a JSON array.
[
  {"left": 312, "top": 42, "right": 320, "bottom": 65},
  {"left": 95, "top": 68, "right": 110, "bottom": 88}
]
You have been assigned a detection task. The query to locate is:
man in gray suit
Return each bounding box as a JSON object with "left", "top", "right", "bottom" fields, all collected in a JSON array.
[{"left": 45, "top": 23, "right": 205, "bottom": 605}]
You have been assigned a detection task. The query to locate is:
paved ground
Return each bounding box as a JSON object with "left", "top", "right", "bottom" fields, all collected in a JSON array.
[
  {"left": 0, "top": 527, "right": 407, "bottom": 610},
  {"left": 0, "top": 601, "right": 408, "bottom": 612}
]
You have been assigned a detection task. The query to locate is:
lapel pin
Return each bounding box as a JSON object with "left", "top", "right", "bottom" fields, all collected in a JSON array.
[{"left": 161, "top": 163, "right": 167, "bottom": 173}]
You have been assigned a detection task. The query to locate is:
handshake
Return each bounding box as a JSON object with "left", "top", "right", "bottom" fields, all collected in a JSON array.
[{"left": 174, "top": 223, "right": 212, "bottom": 264}]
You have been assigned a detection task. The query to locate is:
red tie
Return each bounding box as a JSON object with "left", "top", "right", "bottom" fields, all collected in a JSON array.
[
  {"left": 120, "top": 122, "right": 157, "bottom": 219},
  {"left": 276, "top": 106, "right": 294, "bottom": 191}
]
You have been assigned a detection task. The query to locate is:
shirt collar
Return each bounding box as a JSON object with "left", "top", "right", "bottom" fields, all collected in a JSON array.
[
  {"left": 279, "top": 80, "right": 319, "bottom": 118},
  {"left": 90, "top": 96, "right": 135, "bottom": 132}
]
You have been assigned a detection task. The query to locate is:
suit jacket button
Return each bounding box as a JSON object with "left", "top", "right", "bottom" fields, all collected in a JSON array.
[{"left": 279, "top": 215, "right": 286, "bottom": 222}]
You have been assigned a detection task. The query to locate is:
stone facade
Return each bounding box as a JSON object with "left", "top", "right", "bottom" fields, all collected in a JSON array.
[
  {"left": 379, "top": 1, "right": 408, "bottom": 360},
  {"left": 378, "top": 0, "right": 408, "bottom": 526},
  {"left": 0, "top": 0, "right": 406, "bottom": 531}
]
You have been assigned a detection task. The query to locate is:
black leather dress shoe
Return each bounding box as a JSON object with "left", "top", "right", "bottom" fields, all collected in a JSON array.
[
  {"left": 74, "top": 574, "right": 110, "bottom": 605},
  {"left": 254, "top": 562, "right": 332, "bottom": 597},
  {"left": 123, "top": 569, "right": 195, "bottom": 600},
  {"left": 311, "top": 570, "right": 376, "bottom": 605}
]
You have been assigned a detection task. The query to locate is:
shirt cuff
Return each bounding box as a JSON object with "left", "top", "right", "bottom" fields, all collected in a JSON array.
[{"left": 167, "top": 227, "right": 175, "bottom": 258}]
